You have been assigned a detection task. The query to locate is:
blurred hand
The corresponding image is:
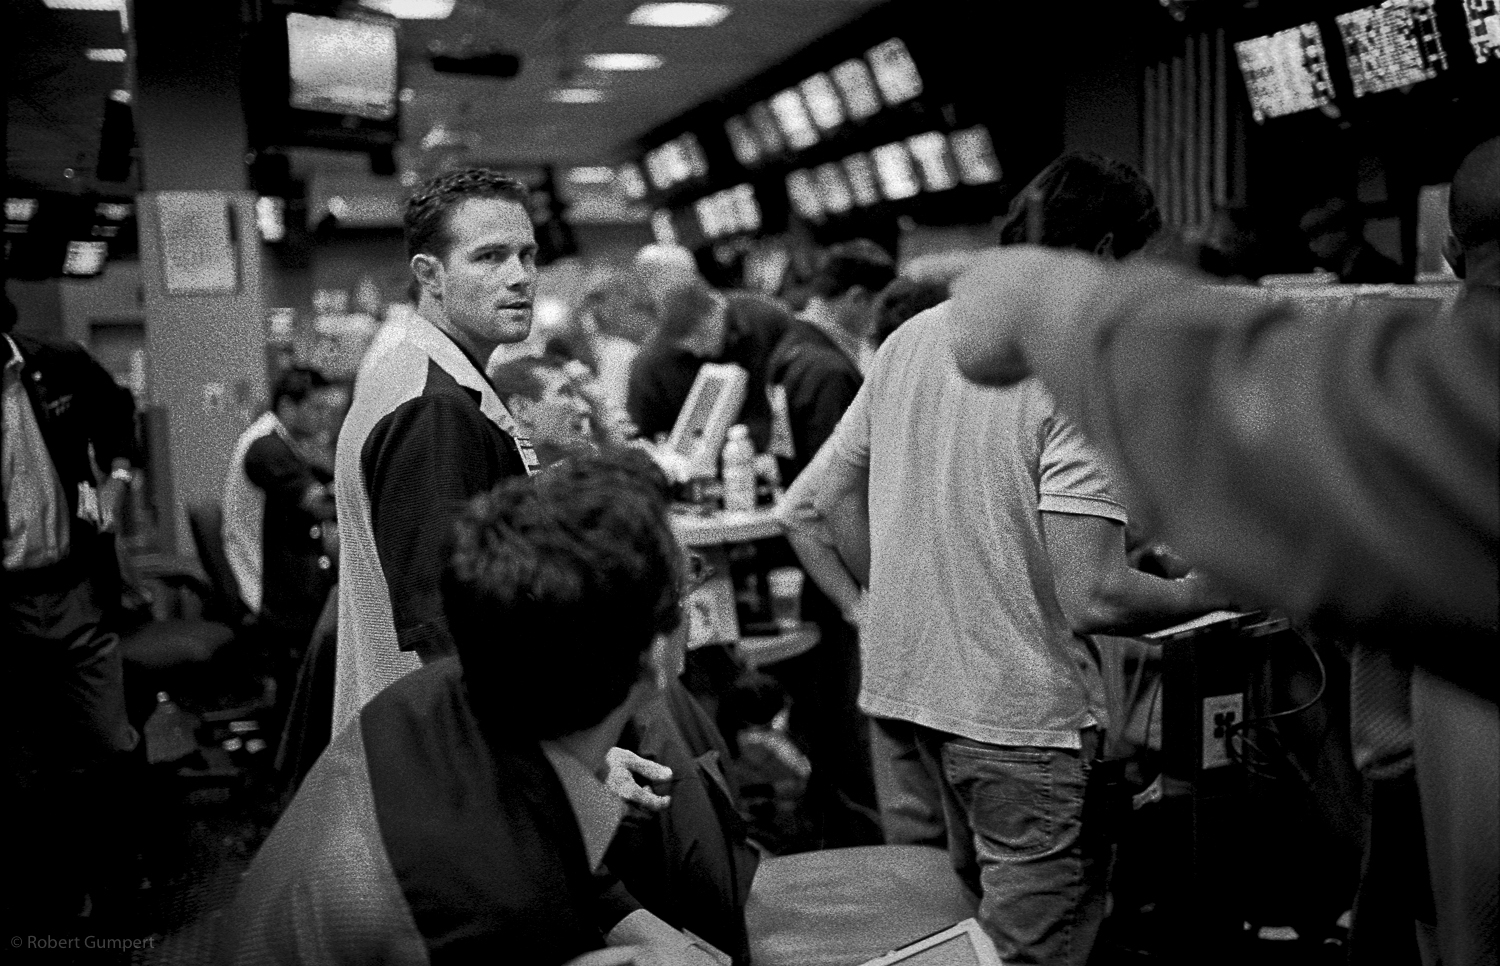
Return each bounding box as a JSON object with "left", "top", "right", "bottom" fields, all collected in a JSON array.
[
  {"left": 97, "top": 475, "right": 129, "bottom": 534},
  {"left": 604, "top": 747, "right": 673, "bottom": 811}
]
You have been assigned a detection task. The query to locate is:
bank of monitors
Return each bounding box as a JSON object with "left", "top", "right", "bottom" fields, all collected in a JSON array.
[
  {"left": 4, "top": 193, "right": 135, "bottom": 279},
  {"left": 769, "top": 88, "right": 820, "bottom": 151},
  {"left": 906, "top": 131, "right": 959, "bottom": 192},
  {"left": 695, "top": 184, "right": 761, "bottom": 240},
  {"left": 645, "top": 134, "right": 709, "bottom": 192},
  {"left": 831, "top": 58, "right": 882, "bottom": 120},
  {"left": 1465, "top": 0, "right": 1500, "bottom": 61},
  {"left": 1234, "top": 23, "right": 1336, "bottom": 122},
  {"left": 1337, "top": 0, "right": 1448, "bottom": 97},
  {"left": 286, "top": 13, "right": 399, "bottom": 122}
]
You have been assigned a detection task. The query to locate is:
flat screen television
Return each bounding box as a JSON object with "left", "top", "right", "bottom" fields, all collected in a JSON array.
[
  {"left": 871, "top": 142, "right": 921, "bottom": 200},
  {"left": 62, "top": 240, "right": 108, "bottom": 278},
  {"left": 747, "top": 102, "right": 787, "bottom": 156},
  {"left": 906, "top": 131, "right": 959, "bottom": 192},
  {"left": 1336, "top": 0, "right": 1448, "bottom": 97},
  {"left": 1465, "top": 0, "right": 1500, "bottom": 62},
  {"left": 813, "top": 163, "right": 855, "bottom": 213},
  {"left": 866, "top": 38, "right": 923, "bottom": 106},
  {"left": 949, "top": 126, "right": 1002, "bottom": 185},
  {"left": 799, "top": 72, "right": 846, "bottom": 131},
  {"left": 842, "top": 153, "right": 881, "bottom": 206},
  {"left": 725, "top": 116, "right": 762, "bottom": 166},
  {"left": 287, "top": 13, "right": 398, "bottom": 122},
  {"left": 831, "top": 58, "right": 882, "bottom": 120},
  {"left": 770, "top": 88, "right": 820, "bottom": 151},
  {"left": 1233, "top": 23, "right": 1336, "bottom": 123},
  {"left": 785, "top": 170, "right": 826, "bottom": 221}
]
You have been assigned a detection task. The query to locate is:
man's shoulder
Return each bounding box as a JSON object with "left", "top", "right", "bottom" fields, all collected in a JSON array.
[{"left": 774, "top": 323, "right": 858, "bottom": 383}]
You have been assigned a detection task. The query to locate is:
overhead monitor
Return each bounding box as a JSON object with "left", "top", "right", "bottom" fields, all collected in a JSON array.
[
  {"left": 730, "top": 183, "right": 761, "bottom": 232},
  {"left": 813, "top": 164, "right": 855, "bottom": 214},
  {"left": 62, "top": 240, "right": 109, "bottom": 278},
  {"left": 644, "top": 149, "right": 674, "bottom": 190},
  {"left": 618, "top": 163, "right": 649, "bottom": 200},
  {"left": 906, "top": 131, "right": 959, "bottom": 192},
  {"left": 695, "top": 195, "right": 728, "bottom": 239},
  {"left": 1464, "top": 0, "right": 1500, "bottom": 61},
  {"left": 651, "top": 209, "right": 677, "bottom": 245},
  {"left": 866, "top": 38, "right": 924, "bottom": 106},
  {"left": 842, "top": 153, "right": 881, "bottom": 206},
  {"left": 1336, "top": 0, "right": 1448, "bottom": 97},
  {"left": 257, "top": 196, "right": 287, "bottom": 243},
  {"left": 785, "top": 170, "right": 826, "bottom": 222},
  {"left": 831, "top": 58, "right": 882, "bottom": 120},
  {"left": 871, "top": 142, "right": 921, "bottom": 200},
  {"left": 286, "top": 13, "right": 399, "bottom": 122},
  {"left": 1233, "top": 23, "right": 1336, "bottom": 123},
  {"left": 680, "top": 133, "right": 710, "bottom": 179},
  {"left": 6, "top": 197, "right": 41, "bottom": 230},
  {"left": 949, "top": 126, "right": 1002, "bottom": 185},
  {"left": 799, "top": 73, "right": 846, "bottom": 131},
  {"left": 769, "top": 88, "right": 820, "bottom": 151},
  {"left": 725, "top": 116, "right": 762, "bottom": 166},
  {"left": 747, "top": 102, "right": 787, "bottom": 156}
]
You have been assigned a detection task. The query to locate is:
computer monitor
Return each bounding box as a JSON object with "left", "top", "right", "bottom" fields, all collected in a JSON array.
[
  {"left": 906, "top": 131, "right": 959, "bottom": 192},
  {"left": 1336, "top": 0, "right": 1448, "bottom": 98},
  {"left": 668, "top": 363, "right": 750, "bottom": 479},
  {"left": 785, "top": 170, "right": 826, "bottom": 222},
  {"left": 286, "top": 13, "right": 398, "bottom": 122},
  {"left": 61, "top": 240, "right": 108, "bottom": 278},
  {"left": 866, "top": 37, "right": 924, "bottom": 106},
  {"left": 729, "top": 183, "right": 761, "bottom": 233},
  {"left": 695, "top": 195, "right": 729, "bottom": 240},
  {"left": 949, "top": 126, "right": 1002, "bottom": 185},
  {"left": 842, "top": 153, "right": 881, "bottom": 206},
  {"left": 1233, "top": 23, "right": 1336, "bottom": 123},
  {"left": 748, "top": 102, "right": 788, "bottom": 157},
  {"left": 831, "top": 58, "right": 882, "bottom": 120},
  {"left": 725, "top": 116, "right": 762, "bottom": 167},
  {"left": 799, "top": 72, "right": 846, "bottom": 131},
  {"left": 1463, "top": 0, "right": 1500, "bottom": 62},
  {"left": 617, "top": 163, "right": 649, "bottom": 200},
  {"left": 858, "top": 918, "right": 1003, "bottom": 966},
  {"left": 770, "top": 88, "right": 820, "bottom": 151},
  {"left": 871, "top": 142, "right": 921, "bottom": 200}
]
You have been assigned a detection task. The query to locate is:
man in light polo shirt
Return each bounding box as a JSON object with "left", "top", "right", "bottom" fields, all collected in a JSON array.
[{"left": 782, "top": 152, "right": 1230, "bottom": 964}]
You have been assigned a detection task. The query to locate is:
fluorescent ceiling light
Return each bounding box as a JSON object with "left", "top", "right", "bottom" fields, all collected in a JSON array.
[
  {"left": 360, "top": 0, "right": 456, "bottom": 19},
  {"left": 550, "top": 88, "right": 607, "bottom": 103},
  {"left": 567, "top": 166, "right": 617, "bottom": 183},
  {"left": 86, "top": 48, "right": 127, "bottom": 62},
  {"left": 628, "top": 3, "right": 730, "bottom": 28},
  {"left": 584, "top": 53, "right": 664, "bottom": 71}
]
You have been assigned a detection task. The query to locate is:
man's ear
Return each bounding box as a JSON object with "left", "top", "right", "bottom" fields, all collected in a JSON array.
[
  {"left": 1092, "top": 231, "right": 1116, "bottom": 260},
  {"left": 1442, "top": 233, "right": 1466, "bottom": 279},
  {"left": 410, "top": 253, "right": 443, "bottom": 299}
]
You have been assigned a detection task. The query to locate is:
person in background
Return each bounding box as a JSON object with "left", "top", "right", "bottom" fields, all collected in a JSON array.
[
  {"left": 219, "top": 450, "right": 729, "bottom": 966},
  {"left": 947, "top": 136, "right": 1499, "bottom": 966},
  {"left": 332, "top": 168, "right": 540, "bottom": 736},
  {"left": 223, "top": 365, "right": 340, "bottom": 662},
  {"left": 633, "top": 243, "right": 703, "bottom": 316},
  {"left": 780, "top": 152, "right": 1232, "bottom": 964},
  {"left": 3, "top": 297, "right": 141, "bottom": 931},
  {"left": 625, "top": 279, "right": 791, "bottom": 451},
  {"left": 1299, "top": 194, "right": 1408, "bottom": 284},
  {"left": 488, "top": 353, "right": 597, "bottom": 466},
  {"left": 865, "top": 275, "right": 951, "bottom": 357}
]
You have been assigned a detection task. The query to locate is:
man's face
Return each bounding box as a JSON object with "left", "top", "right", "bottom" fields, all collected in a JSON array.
[
  {"left": 282, "top": 387, "right": 341, "bottom": 441},
  {"left": 512, "top": 367, "right": 591, "bottom": 449},
  {"left": 423, "top": 197, "right": 538, "bottom": 351}
]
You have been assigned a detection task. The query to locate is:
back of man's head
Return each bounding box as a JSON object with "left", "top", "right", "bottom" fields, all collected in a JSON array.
[
  {"left": 271, "top": 366, "right": 330, "bottom": 412},
  {"left": 442, "top": 448, "right": 682, "bottom": 739},
  {"left": 807, "top": 239, "right": 897, "bottom": 302},
  {"left": 1450, "top": 136, "right": 1500, "bottom": 252},
  {"left": 634, "top": 243, "right": 701, "bottom": 301},
  {"left": 653, "top": 280, "right": 719, "bottom": 346},
  {"left": 998, "top": 151, "right": 1161, "bottom": 259},
  {"left": 404, "top": 168, "right": 531, "bottom": 263}
]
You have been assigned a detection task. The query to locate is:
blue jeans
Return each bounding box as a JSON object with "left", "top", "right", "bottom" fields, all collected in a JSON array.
[{"left": 915, "top": 726, "right": 1108, "bottom": 966}]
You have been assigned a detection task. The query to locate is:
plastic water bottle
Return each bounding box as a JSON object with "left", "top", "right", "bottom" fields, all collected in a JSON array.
[{"left": 721, "top": 424, "right": 757, "bottom": 513}]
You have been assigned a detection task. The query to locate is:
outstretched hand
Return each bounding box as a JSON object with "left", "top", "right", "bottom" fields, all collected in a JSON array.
[{"left": 605, "top": 747, "right": 673, "bottom": 811}]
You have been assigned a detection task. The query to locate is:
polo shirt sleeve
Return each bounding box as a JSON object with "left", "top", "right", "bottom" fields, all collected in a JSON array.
[
  {"left": 360, "top": 393, "right": 503, "bottom": 660},
  {"left": 824, "top": 376, "right": 873, "bottom": 473},
  {"left": 789, "top": 358, "right": 862, "bottom": 465},
  {"left": 1037, "top": 393, "right": 1129, "bottom": 525}
]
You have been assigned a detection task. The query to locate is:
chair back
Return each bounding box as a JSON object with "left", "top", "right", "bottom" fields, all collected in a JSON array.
[{"left": 187, "top": 500, "right": 252, "bottom": 628}]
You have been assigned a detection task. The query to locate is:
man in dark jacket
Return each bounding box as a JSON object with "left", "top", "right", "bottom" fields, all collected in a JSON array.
[{"left": 3, "top": 298, "right": 140, "bottom": 929}]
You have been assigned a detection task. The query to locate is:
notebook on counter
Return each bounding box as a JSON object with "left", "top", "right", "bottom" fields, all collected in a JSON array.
[{"left": 858, "top": 918, "right": 1004, "bottom": 966}]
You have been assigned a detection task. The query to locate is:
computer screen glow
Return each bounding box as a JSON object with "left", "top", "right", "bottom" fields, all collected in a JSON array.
[
  {"left": 866, "top": 38, "right": 923, "bottom": 106},
  {"left": 730, "top": 184, "right": 761, "bottom": 232},
  {"left": 6, "top": 198, "right": 40, "bottom": 223},
  {"left": 747, "top": 103, "right": 787, "bottom": 156},
  {"left": 286, "top": 13, "right": 398, "bottom": 121},
  {"left": 799, "top": 73, "right": 846, "bottom": 131},
  {"left": 949, "top": 126, "right": 1002, "bottom": 185},
  {"left": 813, "top": 164, "right": 854, "bottom": 213},
  {"left": 1233, "top": 23, "right": 1336, "bottom": 123},
  {"left": 871, "top": 142, "right": 921, "bottom": 200},
  {"left": 770, "top": 89, "right": 820, "bottom": 151},
  {"left": 618, "top": 164, "right": 648, "bottom": 200},
  {"left": 62, "top": 240, "right": 108, "bottom": 277},
  {"left": 906, "top": 131, "right": 959, "bottom": 192},
  {"left": 1336, "top": 0, "right": 1448, "bottom": 97},
  {"left": 1464, "top": 0, "right": 1500, "bottom": 62},
  {"left": 785, "top": 170, "right": 825, "bottom": 221},
  {"left": 831, "top": 58, "right": 881, "bottom": 120},
  {"left": 842, "top": 153, "right": 880, "bottom": 206},
  {"left": 725, "top": 116, "right": 761, "bottom": 167}
]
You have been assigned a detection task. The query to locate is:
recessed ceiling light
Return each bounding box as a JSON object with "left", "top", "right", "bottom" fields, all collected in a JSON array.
[
  {"left": 359, "top": 0, "right": 456, "bottom": 19},
  {"left": 550, "top": 88, "right": 607, "bottom": 104},
  {"left": 86, "top": 47, "right": 127, "bottom": 62},
  {"left": 584, "top": 53, "right": 664, "bottom": 71},
  {"left": 628, "top": 3, "right": 730, "bottom": 28},
  {"left": 567, "top": 166, "right": 617, "bottom": 184}
]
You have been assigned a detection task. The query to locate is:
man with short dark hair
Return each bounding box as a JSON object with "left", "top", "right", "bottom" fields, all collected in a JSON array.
[
  {"left": 488, "top": 353, "right": 595, "bottom": 466},
  {"left": 332, "top": 168, "right": 541, "bottom": 734},
  {"left": 220, "top": 450, "right": 726, "bottom": 965},
  {"left": 783, "top": 152, "right": 1230, "bottom": 963},
  {"left": 223, "top": 365, "right": 339, "bottom": 653}
]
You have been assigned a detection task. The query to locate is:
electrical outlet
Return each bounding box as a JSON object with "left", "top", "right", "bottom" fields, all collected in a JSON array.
[{"left": 1201, "top": 693, "right": 1244, "bottom": 770}]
